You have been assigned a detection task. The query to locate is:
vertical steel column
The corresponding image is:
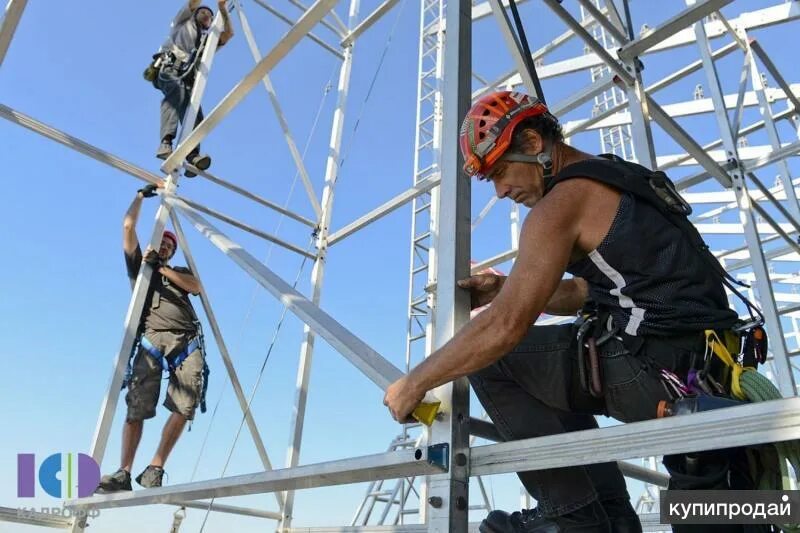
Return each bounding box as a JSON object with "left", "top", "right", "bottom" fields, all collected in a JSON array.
[
  {"left": 743, "top": 31, "right": 800, "bottom": 219},
  {"left": 168, "top": 212, "right": 284, "bottom": 511},
  {"left": 279, "top": 0, "right": 359, "bottom": 528},
  {"left": 71, "top": 15, "right": 224, "bottom": 533},
  {"left": 425, "top": 0, "right": 471, "bottom": 529},
  {"left": 0, "top": 0, "right": 27, "bottom": 68},
  {"left": 692, "top": 9, "right": 796, "bottom": 396},
  {"left": 622, "top": 58, "right": 657, "bottom": 169}
]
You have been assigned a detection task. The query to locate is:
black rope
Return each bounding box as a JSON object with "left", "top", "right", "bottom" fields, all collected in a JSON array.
[{"left": 507, "top": 0, "right": 546, "bottom": 104}]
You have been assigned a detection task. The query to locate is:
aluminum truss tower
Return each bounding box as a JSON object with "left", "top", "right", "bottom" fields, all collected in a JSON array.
[{"left": 2, "top": 0, "right": 800, "bottom": 532}]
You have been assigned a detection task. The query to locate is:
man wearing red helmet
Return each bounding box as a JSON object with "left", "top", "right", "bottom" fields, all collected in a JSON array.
[
  {"left": 154, "top": 1, "right": 234, "bottom": 176},
  {"left": 96, "top": 184, "right": 206, "bottom": 493},
  {"left": 384, "top": 92, "right": 740, "bottom": 532}
]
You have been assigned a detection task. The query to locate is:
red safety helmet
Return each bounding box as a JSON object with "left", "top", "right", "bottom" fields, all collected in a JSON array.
[
  {"left": 460, "top": 91, "right": 553, "bottom": 179},
  {"left": 162, "top": 230, "right": 178, "bottom": 250}
]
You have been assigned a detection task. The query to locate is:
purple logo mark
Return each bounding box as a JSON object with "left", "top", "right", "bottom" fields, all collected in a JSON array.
[{"left": 17, "top": 453, "right": 100, "bottom": 499}]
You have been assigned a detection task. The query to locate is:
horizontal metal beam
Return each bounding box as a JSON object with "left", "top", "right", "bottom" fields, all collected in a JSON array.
[
  {"left": 617, "top": 462, "right": 670, "bottom": 488},
  {"left": 177, "top": 198, "right": 316, "bottom": 259},
  {"left": 469, "top": 418, "right": 670, "bottom": 487},
  {"left": 171, "top": 199, "right": 408, "bottom": 390},
  {"left": 328, "top": 177, "right": 441, "bottom": 245},
  {"left": 163, "top": 0, "right": 338, "bottom": 172},
  {"left": 618, "top": 0, "right": 735, "bottom": 60},
  {"left": 250, "top": 0, "right": 344, "bottom": 59},
  {"left": 67, "top": 447, "right": 443, "bottom": 510},
  {"left": 471, "top": 398, "right": 800, "bottom": 476},
  {"left": 469, "top": 416, "right": 502, "bottom": 442},
  {"left": 743, "top": 139, "right": 800, "bottom": 173},
  {"left": 563, "top": 85, "right": 799, "bottom": 134},
  {"left": 502, "top": 3, "right": 797, "bottom": 90},
  {"left": 0, "top": 0, "right": 28, "bottom": 68},
  {"left": 0, "top": 505, "right": 70, "bottom": 529},
  {"left": 0, "top": 104, "right": 161, "bottom": 185},
  {"left": 174, "top": 501, "right": 282, "bottom": 520},
  {"left": 286, "top": 525, "right": 482, "bottom": 533},
  {"left": 188, "top": 165, "right": 317, "bottom": 227},
  {"left": 341, "top": 0, "right": 400, "bottom": 47}
]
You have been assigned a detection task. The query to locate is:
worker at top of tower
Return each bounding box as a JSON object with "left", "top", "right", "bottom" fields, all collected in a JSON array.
[
  {"left": 383, "top": 91, "right": 757, "bottom": 533},
  {"left": 96, "top": 184, "right": 208, "bottom": 493},
  {"left": 152, "top": 1, "right": 234, "bottom": 177}
]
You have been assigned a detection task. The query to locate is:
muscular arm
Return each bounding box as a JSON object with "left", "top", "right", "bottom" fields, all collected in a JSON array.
[
  {"left": 406, "top": 182, "right": 584, "bottom": 392},
  {"left": 218, "top": 2, "right": 234, "bottom": 46},
  {"left": 189, "top": 0, "right": 202, "bottom": 11},
  {"left": 159, "top": 267, "right": 201, "bottom": 295},
  {"left": 123, "top": 193, "right": 144, "bottom": 256}
]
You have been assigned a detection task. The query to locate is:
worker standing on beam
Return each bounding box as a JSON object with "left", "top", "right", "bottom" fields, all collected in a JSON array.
[
  {"left": 151, "top": 1, "right": 234, "bottom": 177},
  {"left": 384, "top": 92, "right": 760, "bottom": 533},
  {"left": 96, "top": 185, "right": 207, "bottom": 493}
]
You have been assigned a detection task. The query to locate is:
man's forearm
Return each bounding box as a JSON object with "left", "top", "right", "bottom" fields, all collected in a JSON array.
[
  {"left": 160, "top": 267, "right": 201, "bottom": 295},
  {"left": 123, "top": 194, "right": 143, "bottom": 254},
  {"left": 219, "top": 8, "right": 234, "bottom": 44},
  {"left": 408, "top": 307, "right": 526, "bottom": 393},
  {"left": 124, "top": 194, "right": 143, "bottom": 228},
  {"left": 189, "top": 0, "right": 202, "bottom": 10},
  {"left": 543, "top": 278, "right": 588, "bottom": 316}
]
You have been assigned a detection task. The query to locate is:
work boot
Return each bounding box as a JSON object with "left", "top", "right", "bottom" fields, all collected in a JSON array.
[
  {"left": 479, "top": 500, "right": 610, "bottom": 532},
  {"left": 156, "top": 140, "right": 173, "bottom": 160},
  {"left": 135, "top": 465, "right": 165, "bottom": 488},
  {"left": 95, "top": 468, "right": 132, "bottom": 493},
  {"left": 600, "top": 498, "right": 641, "bottom": 533},
  {"left": 184, "top": 153, "right": 211, "bottom": 178}
]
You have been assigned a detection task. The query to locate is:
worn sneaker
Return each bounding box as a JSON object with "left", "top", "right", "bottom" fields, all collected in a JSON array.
[
  {"left": 95, "top": 468, "right": 132, "bottom": 493},
  {"left": 184, "top": 153, "right": 211, "bottom": 178},
  {"left": 479, "top": 500, "right": 610, "bottom": 532},
  {"left": 135, "top": 465, "right": 165, "bottom": 488},
  {"left": 156, "top": 141, "right": 173, "bottom": 160}
]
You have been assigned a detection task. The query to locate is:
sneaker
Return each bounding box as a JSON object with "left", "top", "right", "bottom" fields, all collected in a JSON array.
[
  {"left": 479, "top": 500, "right": 610, "bottom": 532},
  {"left": 184, "top": 153, "right": 211, "bottom": 178},
  {"left": 95, "top": 468, "right": 132, "bottom": 493},
  {"left": 601, "top": 498, "right": 641, "bottom": 533},
  {"left": 135, "top": 465, "right": 165, "bottom": 488},
  {"left": 156, "top": 141, "right": 173, "bottom": 160}
]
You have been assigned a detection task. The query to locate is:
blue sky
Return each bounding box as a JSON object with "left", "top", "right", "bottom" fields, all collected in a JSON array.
[{"left": 1, "top": 0, "right": 798, "bottom": 531}]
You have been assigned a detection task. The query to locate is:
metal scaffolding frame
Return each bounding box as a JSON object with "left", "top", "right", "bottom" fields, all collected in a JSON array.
[{"left": 2, "top": 0, "right": 800, "bottom": 531}]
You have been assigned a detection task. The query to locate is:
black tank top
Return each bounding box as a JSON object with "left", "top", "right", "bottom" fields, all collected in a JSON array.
[{"left": 566, "top": 191, "right": 738, "bottom": 337}]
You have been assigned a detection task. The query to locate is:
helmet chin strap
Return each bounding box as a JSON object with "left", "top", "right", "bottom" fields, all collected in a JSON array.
[{"left": 498, "top": 140, "right": 555, "bottom": 187}]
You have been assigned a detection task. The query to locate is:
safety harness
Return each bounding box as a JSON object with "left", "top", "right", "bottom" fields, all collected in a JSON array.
[{"left": 122, "top": 324, "right": 210, "bottom": 416}]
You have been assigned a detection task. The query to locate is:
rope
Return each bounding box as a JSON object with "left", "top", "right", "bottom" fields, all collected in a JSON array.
[{"left": 739, "top": 370, "right": 800, "bottom": 532}]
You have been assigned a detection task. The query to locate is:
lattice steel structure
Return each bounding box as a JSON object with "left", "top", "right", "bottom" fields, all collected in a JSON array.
[{"left": 2, "top": 0, "right": 800, "bottom": 531}]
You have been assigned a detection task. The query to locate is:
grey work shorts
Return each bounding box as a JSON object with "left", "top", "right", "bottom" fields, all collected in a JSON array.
[{"left": 125, "top": 330, "right": 204, "bottom": 422}]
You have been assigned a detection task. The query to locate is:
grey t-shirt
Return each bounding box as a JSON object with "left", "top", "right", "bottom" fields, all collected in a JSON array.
[
  {"left": 162, "top": 4, "right": 201, "bottom": 62},
  {"left": 125, "top": 246, "right": 198, "bottom": 333}
]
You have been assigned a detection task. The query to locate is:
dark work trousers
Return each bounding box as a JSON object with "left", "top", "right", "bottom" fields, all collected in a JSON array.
[
  {"left": 155, "top": 66, "right": 203, "bottom": 158},
  {"left": 468, "top": 323, "right": 708, "bottom": 518}
]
